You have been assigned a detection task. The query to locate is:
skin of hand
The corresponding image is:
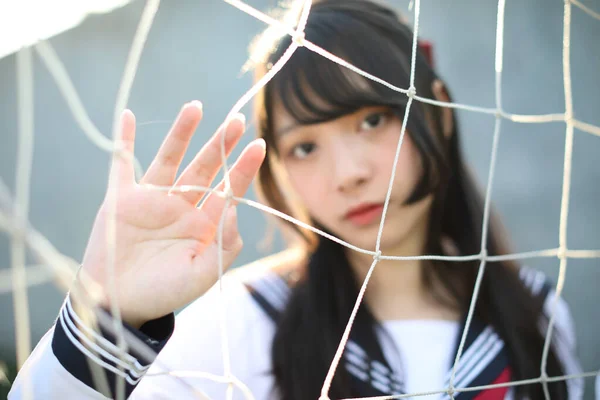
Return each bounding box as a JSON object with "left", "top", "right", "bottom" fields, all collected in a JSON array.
[{"left": 78, "top": 101, "right": 266, "bottom": 328}]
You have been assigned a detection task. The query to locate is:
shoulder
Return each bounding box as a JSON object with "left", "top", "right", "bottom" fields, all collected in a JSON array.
[
  {"left": 517, "top": 266, "right": 573, "bottom": 333},
  {"left": 228, "top": 246, "right": 306, "bottom": 320},
  {"left": 137, "top": 251, "right": 306, "bottom": 399},
  {"left": 177, "top": 247, "right": 306, "bottom": 326},
  {"left": 229, "top": 246, "right": 306, "bottom": 283},
  {"left": 517, "top": 266, "right": 574, "bottom": 334},
  {"left": 517, "top": 266, "right": 582, "bottom": 392},
  {"left": 518, "top": 265, "right": 554, "bottom": 298},
  {"left": 141, "top": 249, "right": 306, "bottom": 394},
  {"left": 516, "top": 266, "right": 578, "bottom": 364}
]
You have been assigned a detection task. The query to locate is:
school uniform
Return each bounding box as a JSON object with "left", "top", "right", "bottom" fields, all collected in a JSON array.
[{"left": 8, "top": 266, "right": 583, "bottom": 399}]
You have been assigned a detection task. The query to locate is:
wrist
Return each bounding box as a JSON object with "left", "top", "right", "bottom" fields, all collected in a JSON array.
[{"left": 53, "top": 293, "right": 175, "bottom": 398}]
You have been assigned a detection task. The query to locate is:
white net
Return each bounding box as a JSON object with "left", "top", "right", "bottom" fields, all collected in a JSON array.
[{"left": 2, "top": 0, "right": 600, "bottom": 399}]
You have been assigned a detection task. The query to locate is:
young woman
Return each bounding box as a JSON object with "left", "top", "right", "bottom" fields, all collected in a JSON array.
[{"left": 10, "top": 1, "right": 583, "bottom": 399}]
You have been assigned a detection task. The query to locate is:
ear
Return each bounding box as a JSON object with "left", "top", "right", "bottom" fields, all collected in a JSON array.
[{"left": 432, "top": 79, "right": 454, "bottom": 139}]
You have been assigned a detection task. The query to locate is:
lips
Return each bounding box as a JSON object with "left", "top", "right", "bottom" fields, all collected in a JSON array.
[{"left": 344, "top": 203, "right": 385, "bottom": 226}]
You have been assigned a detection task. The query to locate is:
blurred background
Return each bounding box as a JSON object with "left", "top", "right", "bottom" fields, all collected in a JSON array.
[{"left": 1, "top": 0, "right": 599, "bottom": 398}]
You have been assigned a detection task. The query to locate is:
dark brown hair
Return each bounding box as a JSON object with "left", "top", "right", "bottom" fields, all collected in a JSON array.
[{"left": 249, "top": 1, "right": 567, "bottom": 398}]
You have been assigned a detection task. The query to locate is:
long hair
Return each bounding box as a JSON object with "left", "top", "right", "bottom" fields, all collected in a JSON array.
[{"left": 249, "top": 1, "right": 567, "bottom": 399}]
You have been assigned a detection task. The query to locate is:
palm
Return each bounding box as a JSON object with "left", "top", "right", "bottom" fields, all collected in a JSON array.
[{"left": 80, "top": 102, "right": 266, "bottom": 327}]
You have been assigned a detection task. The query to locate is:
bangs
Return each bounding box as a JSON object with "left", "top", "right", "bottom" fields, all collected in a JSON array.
[
  {"left": 266, "top": 8, "right": 413, "bottom": 125},
  {"left": 255, "top": 0, "right": 446, "bottom": 208}
]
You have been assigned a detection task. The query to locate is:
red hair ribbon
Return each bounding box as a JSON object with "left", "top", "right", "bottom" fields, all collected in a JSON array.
[{"left": 418, "top": 39, "right": 434, "bottom": 68}]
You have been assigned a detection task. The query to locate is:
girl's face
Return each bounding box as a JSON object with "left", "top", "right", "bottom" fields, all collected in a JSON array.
[{"left": 272, "top": 103, "right": 434, "bottom": 253}]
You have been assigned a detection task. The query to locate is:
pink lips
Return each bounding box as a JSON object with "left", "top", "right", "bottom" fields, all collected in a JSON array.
[{"left": 344, "top": 203, "right": 384, "bottom": 226}]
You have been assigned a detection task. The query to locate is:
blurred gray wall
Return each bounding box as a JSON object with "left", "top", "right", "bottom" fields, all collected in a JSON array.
[{"left": 1, "top": 0, "right": 598, "bottom": 397}]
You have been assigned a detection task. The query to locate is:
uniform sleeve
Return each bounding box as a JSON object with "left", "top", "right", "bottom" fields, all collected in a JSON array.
[
  {"left": 9, "top": 277, "right": 276, "bottom": 400},
  {"left": 131, "top": 278, "right": 277, "bottom": 399},
  {"left": 8, "top": 294, "right": 174, "bottom": 399}
]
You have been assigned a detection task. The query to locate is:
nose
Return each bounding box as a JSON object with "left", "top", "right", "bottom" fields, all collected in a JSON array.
[{"left": 330, "top": 138, "right": 372, "bottom": 194}]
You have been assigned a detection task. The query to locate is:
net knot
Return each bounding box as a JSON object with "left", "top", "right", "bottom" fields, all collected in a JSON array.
[
  {"left": 223, "top": 187, "right": 234, "bottom": 202},
  {"left": 564, "top": 113, "right": 574, "bottom": 125},
  {"left": 373, "top": 250, "right": 382, "bottom": 262},
  {"left": 557, "top": 247, "right": 567, "bottom": 260},
  {"left": 480, "top": 249, "right": 488, "bottom": 260},
  {"left": 292, "top": 30, "right": 306, "bottom": 47},
  {"left": 447, "top": 386, "right": 455, "bottom": 398},
  {"left": 407, "top": 86, "right": 417, "bottom": 99}
]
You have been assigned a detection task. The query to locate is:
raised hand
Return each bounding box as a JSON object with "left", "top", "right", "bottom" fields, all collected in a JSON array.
[{"left": 79, "top": 101, "right": 266, "bottom": 328}]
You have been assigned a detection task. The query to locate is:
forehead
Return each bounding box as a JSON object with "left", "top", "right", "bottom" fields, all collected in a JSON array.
[
  {"left": 268, "top": 71, "right": 375, "bottom": 135},
  {"left": 270, "top": 100, "right": 296, "bottom": 136},
  {"left": 271, "top": 102, "right": 393, "bottom": 144}
]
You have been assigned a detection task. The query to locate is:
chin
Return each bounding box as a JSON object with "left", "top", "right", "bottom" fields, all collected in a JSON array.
[
  {"left": 351, "top": 224, "right": 418, "bottom": 255},
  {"left": 313, "top": 214, "right": 416, "bottom": 254},
  {"left": 336, "top": 224, "right": 390, "bottom": 252}
]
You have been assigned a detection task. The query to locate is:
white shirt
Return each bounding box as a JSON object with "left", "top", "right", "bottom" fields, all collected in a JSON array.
[{"left": 380, "top": 320, "right": 460, "bottom": 398}]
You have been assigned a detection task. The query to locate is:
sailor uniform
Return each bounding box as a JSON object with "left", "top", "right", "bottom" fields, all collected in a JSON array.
[{"left": 8, "top": 267, "right": 583, "bottom": 399}]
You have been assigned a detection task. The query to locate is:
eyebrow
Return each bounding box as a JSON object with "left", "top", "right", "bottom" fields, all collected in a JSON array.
[{"left": 274, "top": 123, "right": 300, "bottom": 138}]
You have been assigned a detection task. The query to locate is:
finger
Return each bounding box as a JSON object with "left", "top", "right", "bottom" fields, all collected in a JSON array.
[
  {"left": 141, "top": 101, "right": 203, "bottom": 186},
  {"left": 217, "top": 205, "right": 242, "bottom": 252},
  {"left": 192, "top": 205, "right": 243, "bottom": 289},
  {"left": 174, "top": 114, "right": 245, "bottom": 205},
  {"left": 200, "top": 138, "right": 266, "bottom": 228},
  {"left": 108, "top": 109, "right": 136, "bottom": 188}
]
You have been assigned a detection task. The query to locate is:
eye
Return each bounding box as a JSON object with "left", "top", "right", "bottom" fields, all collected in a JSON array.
[
  {"left": 359, "top": 112, "right": 388, "bottom": 132},
  {"left": 289, "top": 142, "right": 316, "bottom": 160}
]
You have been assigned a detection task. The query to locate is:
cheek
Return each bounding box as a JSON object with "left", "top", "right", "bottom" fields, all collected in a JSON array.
[
  {"left": 378, "top": 133, "right": 422, "bottom": 195},
  {"left": 283, "top": 163, "right": 331, "bottom": 217}
]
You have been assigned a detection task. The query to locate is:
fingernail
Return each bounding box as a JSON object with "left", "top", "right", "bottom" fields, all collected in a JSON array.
[
  {"left": 189, "top": 100, "right": 203, "bottom": 110},
  {"left": 234, "top": 113, "right": 246, "bottom": 125},
  {"left": 255, "top": 138, "right": 266, "bottom": 150}
]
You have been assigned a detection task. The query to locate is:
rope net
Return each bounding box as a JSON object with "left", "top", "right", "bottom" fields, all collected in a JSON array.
[{"left": 3, "top": 0, "right": 600, "bottom": 399}]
